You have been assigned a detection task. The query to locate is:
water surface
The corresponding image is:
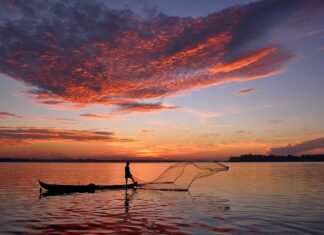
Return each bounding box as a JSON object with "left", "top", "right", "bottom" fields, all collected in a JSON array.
[{"left": 0, "top": 162, "right": 323, "bottom": 234}]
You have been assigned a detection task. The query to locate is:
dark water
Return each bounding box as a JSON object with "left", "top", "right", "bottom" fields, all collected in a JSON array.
[{"left": 0, "top": 162, "right": 323, "bottom": 234}]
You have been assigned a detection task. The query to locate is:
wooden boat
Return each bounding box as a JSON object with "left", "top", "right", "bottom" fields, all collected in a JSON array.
[{"left": 38, "top": 180, "right": 136, "bottom": 193}]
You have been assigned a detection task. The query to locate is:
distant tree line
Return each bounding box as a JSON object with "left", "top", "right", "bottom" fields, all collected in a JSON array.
[{"left": 229, "top": 154, "right": 324, "bottom": 162}]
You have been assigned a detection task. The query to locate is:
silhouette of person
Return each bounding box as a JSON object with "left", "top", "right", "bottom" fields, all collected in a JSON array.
[{"left": 125, "top": 161, "right": 136, "bottom": 185}]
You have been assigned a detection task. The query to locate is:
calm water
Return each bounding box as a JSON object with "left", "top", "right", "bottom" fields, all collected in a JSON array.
[{"left": 0, "top": 162, "right": 323, "bottom": 234}]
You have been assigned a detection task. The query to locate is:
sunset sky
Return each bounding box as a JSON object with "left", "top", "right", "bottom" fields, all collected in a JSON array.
[{"left": 0, "top": 0, "right": 324, "bottom": 160}]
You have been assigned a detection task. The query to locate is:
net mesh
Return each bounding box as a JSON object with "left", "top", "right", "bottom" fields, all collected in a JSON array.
[{"left": 134, "top": 162, "right": 229, "bottom": 191}]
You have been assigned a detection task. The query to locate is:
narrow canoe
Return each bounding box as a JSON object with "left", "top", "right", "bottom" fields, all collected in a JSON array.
[{"left": 38, "top": 180, "right": 136, "bottom": 193}]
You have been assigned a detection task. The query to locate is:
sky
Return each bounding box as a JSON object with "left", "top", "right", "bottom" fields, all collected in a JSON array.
[{"left": 0, "top": 0, "right": 324, "bottom": 160}]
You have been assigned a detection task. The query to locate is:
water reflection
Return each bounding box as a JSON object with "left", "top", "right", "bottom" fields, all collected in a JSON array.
[
  {"left": 1, "top": 163, "right": 324, "bottom": 234},
  {"left": 36, "top": 187, "right": 231, "bottom": 234},
  {"left": 124, "top": 188, "right": 136, "bottom": 214},
  {"left": 39, "top": 190, "right": 96, "bottom": 198}
]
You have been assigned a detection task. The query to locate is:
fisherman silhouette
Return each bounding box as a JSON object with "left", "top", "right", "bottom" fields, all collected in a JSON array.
[{"left": 125, "top": 161, "right": 136, "bottom": 185}]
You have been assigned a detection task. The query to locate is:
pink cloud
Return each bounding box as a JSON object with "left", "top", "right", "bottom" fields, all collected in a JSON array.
[{"left": 0, "top": 0, "right": 322, "bottom": 112}]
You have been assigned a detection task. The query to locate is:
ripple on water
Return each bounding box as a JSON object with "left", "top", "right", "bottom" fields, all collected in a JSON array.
[{"left": 1, "top": 163, "right": 324, "bottom": 234}]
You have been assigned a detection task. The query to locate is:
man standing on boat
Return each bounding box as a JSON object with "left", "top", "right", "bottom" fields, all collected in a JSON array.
[{"left": 125, "top": 161, "right": 136, "bottom": 185}]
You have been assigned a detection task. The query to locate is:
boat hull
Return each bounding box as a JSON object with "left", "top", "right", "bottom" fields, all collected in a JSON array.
[{"left": 39, "top": 180, "right": 136, "bottom": 193}]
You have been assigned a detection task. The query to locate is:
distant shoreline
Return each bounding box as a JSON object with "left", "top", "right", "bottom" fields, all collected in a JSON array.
[
  {"left": 228, "top": 154, "right": 324, "bottom": 162},
  {"left": 0, "top": 154, "right": 323, "bottom": 162},
  {"left": 0, "top": 158, "right": 221, "bottom": 163}
]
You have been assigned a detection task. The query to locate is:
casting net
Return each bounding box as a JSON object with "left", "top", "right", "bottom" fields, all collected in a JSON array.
[{"left": 134, "top": 162, "right": 229, "bottom": 191}]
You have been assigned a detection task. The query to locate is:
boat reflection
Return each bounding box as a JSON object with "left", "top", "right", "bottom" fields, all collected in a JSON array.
[{"left": 39, "top": 190, "right": 95, "bottom": 198}]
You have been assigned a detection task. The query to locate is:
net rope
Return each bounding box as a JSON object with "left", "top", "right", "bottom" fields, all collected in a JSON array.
[{"left": 134, "top": 162, "right": 229, "bottom": 191}]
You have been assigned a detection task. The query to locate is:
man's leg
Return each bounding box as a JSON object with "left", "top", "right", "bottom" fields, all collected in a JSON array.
[{"left": 131, "top": 176, "right": 136, "bottom": 183}]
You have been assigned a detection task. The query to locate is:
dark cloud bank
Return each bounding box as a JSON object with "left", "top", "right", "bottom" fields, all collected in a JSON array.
[
  {"left": 0, "top": 111, "right": 21, "bottom": 118},
  {"left": 0, "top": 127, "right": 133, "bottom": 144},
  {"left": 269, "top": 137, "right": 324, "bottom": 155},
  {"left": 237, "top": 88, "right": 256, "bottom": 96}
]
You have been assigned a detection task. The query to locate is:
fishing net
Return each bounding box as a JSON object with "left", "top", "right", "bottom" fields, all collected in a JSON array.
[{"left": 134, "top": 162, "right": 229, "bottom": 191}]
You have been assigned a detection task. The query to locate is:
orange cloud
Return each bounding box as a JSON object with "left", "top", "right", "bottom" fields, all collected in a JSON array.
[
  {"left": 209, "top": 47, "right": 277, "bottom": 74},
  {"left": 0, "top": 0, "right": 321, "bottom": 112},
  {"left": 134, "top": 140, "right": 272, "bottom": 160}
]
